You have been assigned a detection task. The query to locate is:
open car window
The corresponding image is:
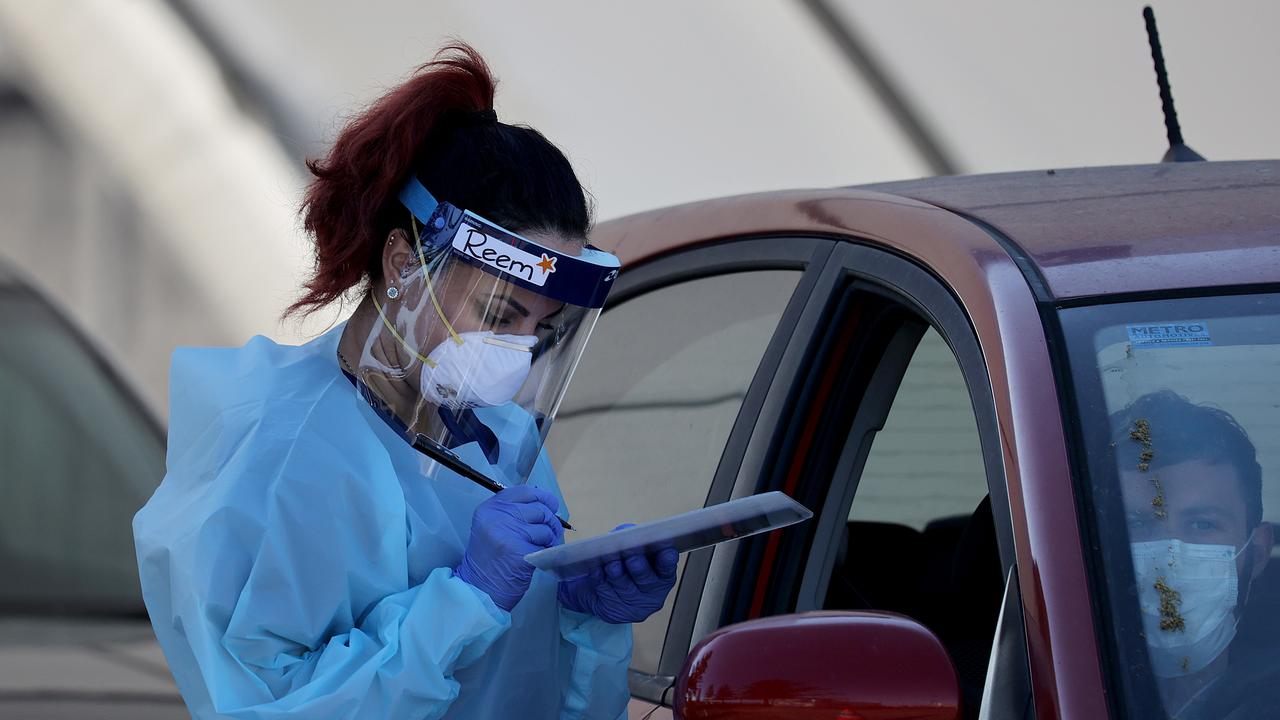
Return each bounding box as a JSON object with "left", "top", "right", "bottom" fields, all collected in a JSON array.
[{"left": 824, "top": 325, "right": 999, "bottom": 719}]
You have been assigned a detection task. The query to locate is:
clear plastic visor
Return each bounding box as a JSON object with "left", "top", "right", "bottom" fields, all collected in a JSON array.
[{"left": 345, "top": 191, "right": 616, "bottom": 485}]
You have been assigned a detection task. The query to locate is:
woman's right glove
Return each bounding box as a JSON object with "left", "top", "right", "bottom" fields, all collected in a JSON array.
[{"left": 455, "top": 486, "right": 564, "bottom": 612}]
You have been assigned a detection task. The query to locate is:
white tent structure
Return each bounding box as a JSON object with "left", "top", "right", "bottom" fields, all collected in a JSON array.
[{"left": 0, "top": 0, "right": 1276, "bottom": 414}]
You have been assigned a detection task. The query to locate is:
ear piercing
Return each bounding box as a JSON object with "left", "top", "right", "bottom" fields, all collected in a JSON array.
[{"left": 386, "top": 286, "right": 400, "bottom": 299}]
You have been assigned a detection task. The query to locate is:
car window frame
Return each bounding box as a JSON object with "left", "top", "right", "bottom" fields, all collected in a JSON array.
[
  {"left": 795, "top": 241, "right": 1017, "bottom": 605},
  {"left": 696, "top": 239, "right": 1032, "bottom": 715},
  {"left": 675, "top": 242, "right": 916, "bottom": 663},
  {"left": 599, "top": 235, "right": 836, "bottom": 703},
  {"left": 816, "top": 241, "right": 1027, "bottom": 716}
]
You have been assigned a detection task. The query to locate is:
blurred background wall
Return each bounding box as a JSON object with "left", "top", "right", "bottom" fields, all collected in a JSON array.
[{"left": 0, "top": 0, "right": 1276, "bottom": 416}]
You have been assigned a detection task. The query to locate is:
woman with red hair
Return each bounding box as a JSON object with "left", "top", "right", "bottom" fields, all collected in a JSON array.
[{"left": 134, "top": 44, "right": 676, "bottom": 719}]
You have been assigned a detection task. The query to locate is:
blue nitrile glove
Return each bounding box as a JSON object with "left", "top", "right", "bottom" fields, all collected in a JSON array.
[
  {"left": 557, "top": 524, "right": 679, "bottom": 624},
  {"left": 456, "top": 486, "right": 564, "bottom": 612}
]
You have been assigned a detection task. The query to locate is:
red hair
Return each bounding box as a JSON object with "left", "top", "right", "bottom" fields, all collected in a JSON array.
[{"left": 289, "top": 44, "right": 496, "bottom": 317}]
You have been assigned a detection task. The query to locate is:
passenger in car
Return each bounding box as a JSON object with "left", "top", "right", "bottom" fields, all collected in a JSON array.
[
  {"left": 1113, "top": 390, "right": 1274, "bottom": 717},
  {"left": 133, "top": 43, "right": 675, "bottom": 720}
]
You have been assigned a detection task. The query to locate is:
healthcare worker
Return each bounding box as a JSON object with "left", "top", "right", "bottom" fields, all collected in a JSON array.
[{"left": 134, "top": 44, "right": 678, "bottom": 719}]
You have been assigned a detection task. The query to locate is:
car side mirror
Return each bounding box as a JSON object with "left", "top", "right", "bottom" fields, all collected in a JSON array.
[{"left": 674, "top": 610, "right": 961, "bottom": 720}]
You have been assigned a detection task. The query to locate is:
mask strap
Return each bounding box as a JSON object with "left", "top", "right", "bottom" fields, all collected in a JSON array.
[
  {"left": 1238, "top": 527, "right": 1260, "bottom": 607},
  {"left": 372, "top": 293, "right": 437, "bottom": 368},
  {"left": 409, "top": 213, "right": 465, "bottom": 346}
]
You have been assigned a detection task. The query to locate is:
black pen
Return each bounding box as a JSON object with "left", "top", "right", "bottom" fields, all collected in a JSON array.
[
  {"left": 414, "top": 435, "right": 575, "bottom": 531},
  {"left": 342, "top": 368, "right": 574, "bottom": 531}
]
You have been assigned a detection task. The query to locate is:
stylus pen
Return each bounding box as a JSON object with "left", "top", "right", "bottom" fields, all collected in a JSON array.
[
  {"left": 416, "top": 436, "right": 574, "bottom": 531},
  {"left": 339, "top": 371, "right": 574, "bottom": 529}
]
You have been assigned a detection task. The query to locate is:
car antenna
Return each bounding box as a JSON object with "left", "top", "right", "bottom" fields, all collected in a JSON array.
[{"left": 1143, "top": 6, "right": 1204, "bottom": 162}]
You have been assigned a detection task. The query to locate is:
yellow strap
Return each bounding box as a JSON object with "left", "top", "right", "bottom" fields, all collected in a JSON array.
[
  {"left": 372, "top": 293, "right": 436, "bottom": 368},
  {"left": 370, "top": 213, "right": 474, "bottom": 369},
  {"left": 410, "top": 216, "right": 464, "bottom": 346}
]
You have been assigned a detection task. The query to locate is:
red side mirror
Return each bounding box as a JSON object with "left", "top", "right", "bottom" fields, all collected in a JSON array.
[{"left": 675, "top": 611, "right": 961, "bottom": 720}]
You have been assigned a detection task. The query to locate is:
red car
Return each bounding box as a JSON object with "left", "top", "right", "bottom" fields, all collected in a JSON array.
[
  {"left": 546, "top": 159, "right": 1280, "bottom": 719},
  {"left": 6, "top": 161, "right": 1276, "bottom": 720}
]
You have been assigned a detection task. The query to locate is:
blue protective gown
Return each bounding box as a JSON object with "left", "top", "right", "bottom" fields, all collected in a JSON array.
[{"left": 133, "top": 325, "right": 632, "bottom": 719}]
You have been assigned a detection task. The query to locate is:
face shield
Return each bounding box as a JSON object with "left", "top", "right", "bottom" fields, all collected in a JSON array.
[{"left": 344, "top": 176, "right": 618, "bottom": 485}]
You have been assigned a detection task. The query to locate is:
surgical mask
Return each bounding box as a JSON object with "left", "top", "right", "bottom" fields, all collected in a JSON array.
[
  {"left": 419, "top": 331, "right": 536, "bottom": 409},
  {"left": 1130, "top": 537, "right": 1250, "bottom": 677}
]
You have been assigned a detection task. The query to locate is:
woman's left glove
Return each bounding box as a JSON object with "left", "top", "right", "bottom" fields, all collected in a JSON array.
[{"left": 557, "top": 525, "right": 679, "bottom": 624}]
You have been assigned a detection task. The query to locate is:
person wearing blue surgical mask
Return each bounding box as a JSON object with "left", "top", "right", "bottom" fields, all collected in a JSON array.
[
  {"left": 133, "top": 43, "right": 676, "bottom": 720},
  {"left": 1114, "top": 391, "right": 1274, "bottom": 718}
]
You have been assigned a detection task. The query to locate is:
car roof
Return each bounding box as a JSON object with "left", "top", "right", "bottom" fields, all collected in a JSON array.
[
  {"left": 860, "top": 160, "right": 1280, "bottom": 300},
  {"left": 596, "top": 160, "right": 1280, "bottom": 302}
]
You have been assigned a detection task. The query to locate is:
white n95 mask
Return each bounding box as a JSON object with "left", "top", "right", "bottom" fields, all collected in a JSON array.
[
  {"left": 1130, "top": 538, "right": 1249, "bottom": 677},
  {"left": 420, "top": 331, "right": 536, "bottom": 409}
]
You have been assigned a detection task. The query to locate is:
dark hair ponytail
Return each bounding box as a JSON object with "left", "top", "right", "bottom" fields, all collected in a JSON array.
[{"left": 290, "top": 42, "right": 591, "bottom": 317}]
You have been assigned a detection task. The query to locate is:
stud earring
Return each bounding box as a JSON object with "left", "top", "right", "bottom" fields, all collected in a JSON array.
[{"left": 386, "top": 286, "right": 400, "bottom": 299}]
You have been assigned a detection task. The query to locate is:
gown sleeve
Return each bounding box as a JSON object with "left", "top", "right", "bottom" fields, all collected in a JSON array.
[
  {"left": 517, "top": 445, "right": 635, "bottom": 719},
  {"left": 135, "top": 396, "right": 511, "bottom": 720},
  {"left": 557, "top": 607, "right": 634, "bottom": 720}
]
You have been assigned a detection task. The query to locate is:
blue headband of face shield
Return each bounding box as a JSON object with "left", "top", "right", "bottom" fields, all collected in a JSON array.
[{"left": 397, "top": 177, "right": 619, "bottom": 309}]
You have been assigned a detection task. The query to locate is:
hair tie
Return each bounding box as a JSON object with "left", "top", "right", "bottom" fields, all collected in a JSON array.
[{"left": 451, "top": 108, "right": 498, "bottom": 128}]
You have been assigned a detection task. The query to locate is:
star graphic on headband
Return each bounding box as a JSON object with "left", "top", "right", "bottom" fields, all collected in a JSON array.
[{"left": 536, "top": 254, "right": 557, "bottom": 275}]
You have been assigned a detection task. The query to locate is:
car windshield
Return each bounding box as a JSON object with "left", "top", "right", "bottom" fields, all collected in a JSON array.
[{"left": 1062, "top": 292, "right": 1280, "bottom": 719}]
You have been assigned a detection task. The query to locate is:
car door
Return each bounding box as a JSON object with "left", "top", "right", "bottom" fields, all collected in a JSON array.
[
  {"left": 544, "top": 236, "right": 834, "bottom": 716},
  {"left": 710, "top": 241, "right": 1034, "bottom": 719}
]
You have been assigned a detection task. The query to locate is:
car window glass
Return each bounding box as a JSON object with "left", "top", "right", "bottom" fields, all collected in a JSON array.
[
  {"left": 1063, "top": 295, "right": 1280, "bottom": 719},
  {"left": 826, "top": 327, "right": 997, "bottom": 719},
  {"left": 547, "top": 269, "right": 801, "bottom": 674},
  {"left": 0, "top": 291, "right": 164, "bottom": 612}
]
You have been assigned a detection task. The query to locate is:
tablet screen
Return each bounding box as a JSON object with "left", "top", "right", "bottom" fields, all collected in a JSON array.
[{"left": 525, "top": 491, "right": 812, "bottom": 580}]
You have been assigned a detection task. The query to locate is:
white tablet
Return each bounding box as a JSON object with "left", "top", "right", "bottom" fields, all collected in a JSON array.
[{"left": 525, "top": 491, "right": 813, "bottom": 580}]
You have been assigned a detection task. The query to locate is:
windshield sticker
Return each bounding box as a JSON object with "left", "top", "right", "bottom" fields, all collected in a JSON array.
[{"left": 1126, "top": 322, "right": 1213, "bottom": 349}]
